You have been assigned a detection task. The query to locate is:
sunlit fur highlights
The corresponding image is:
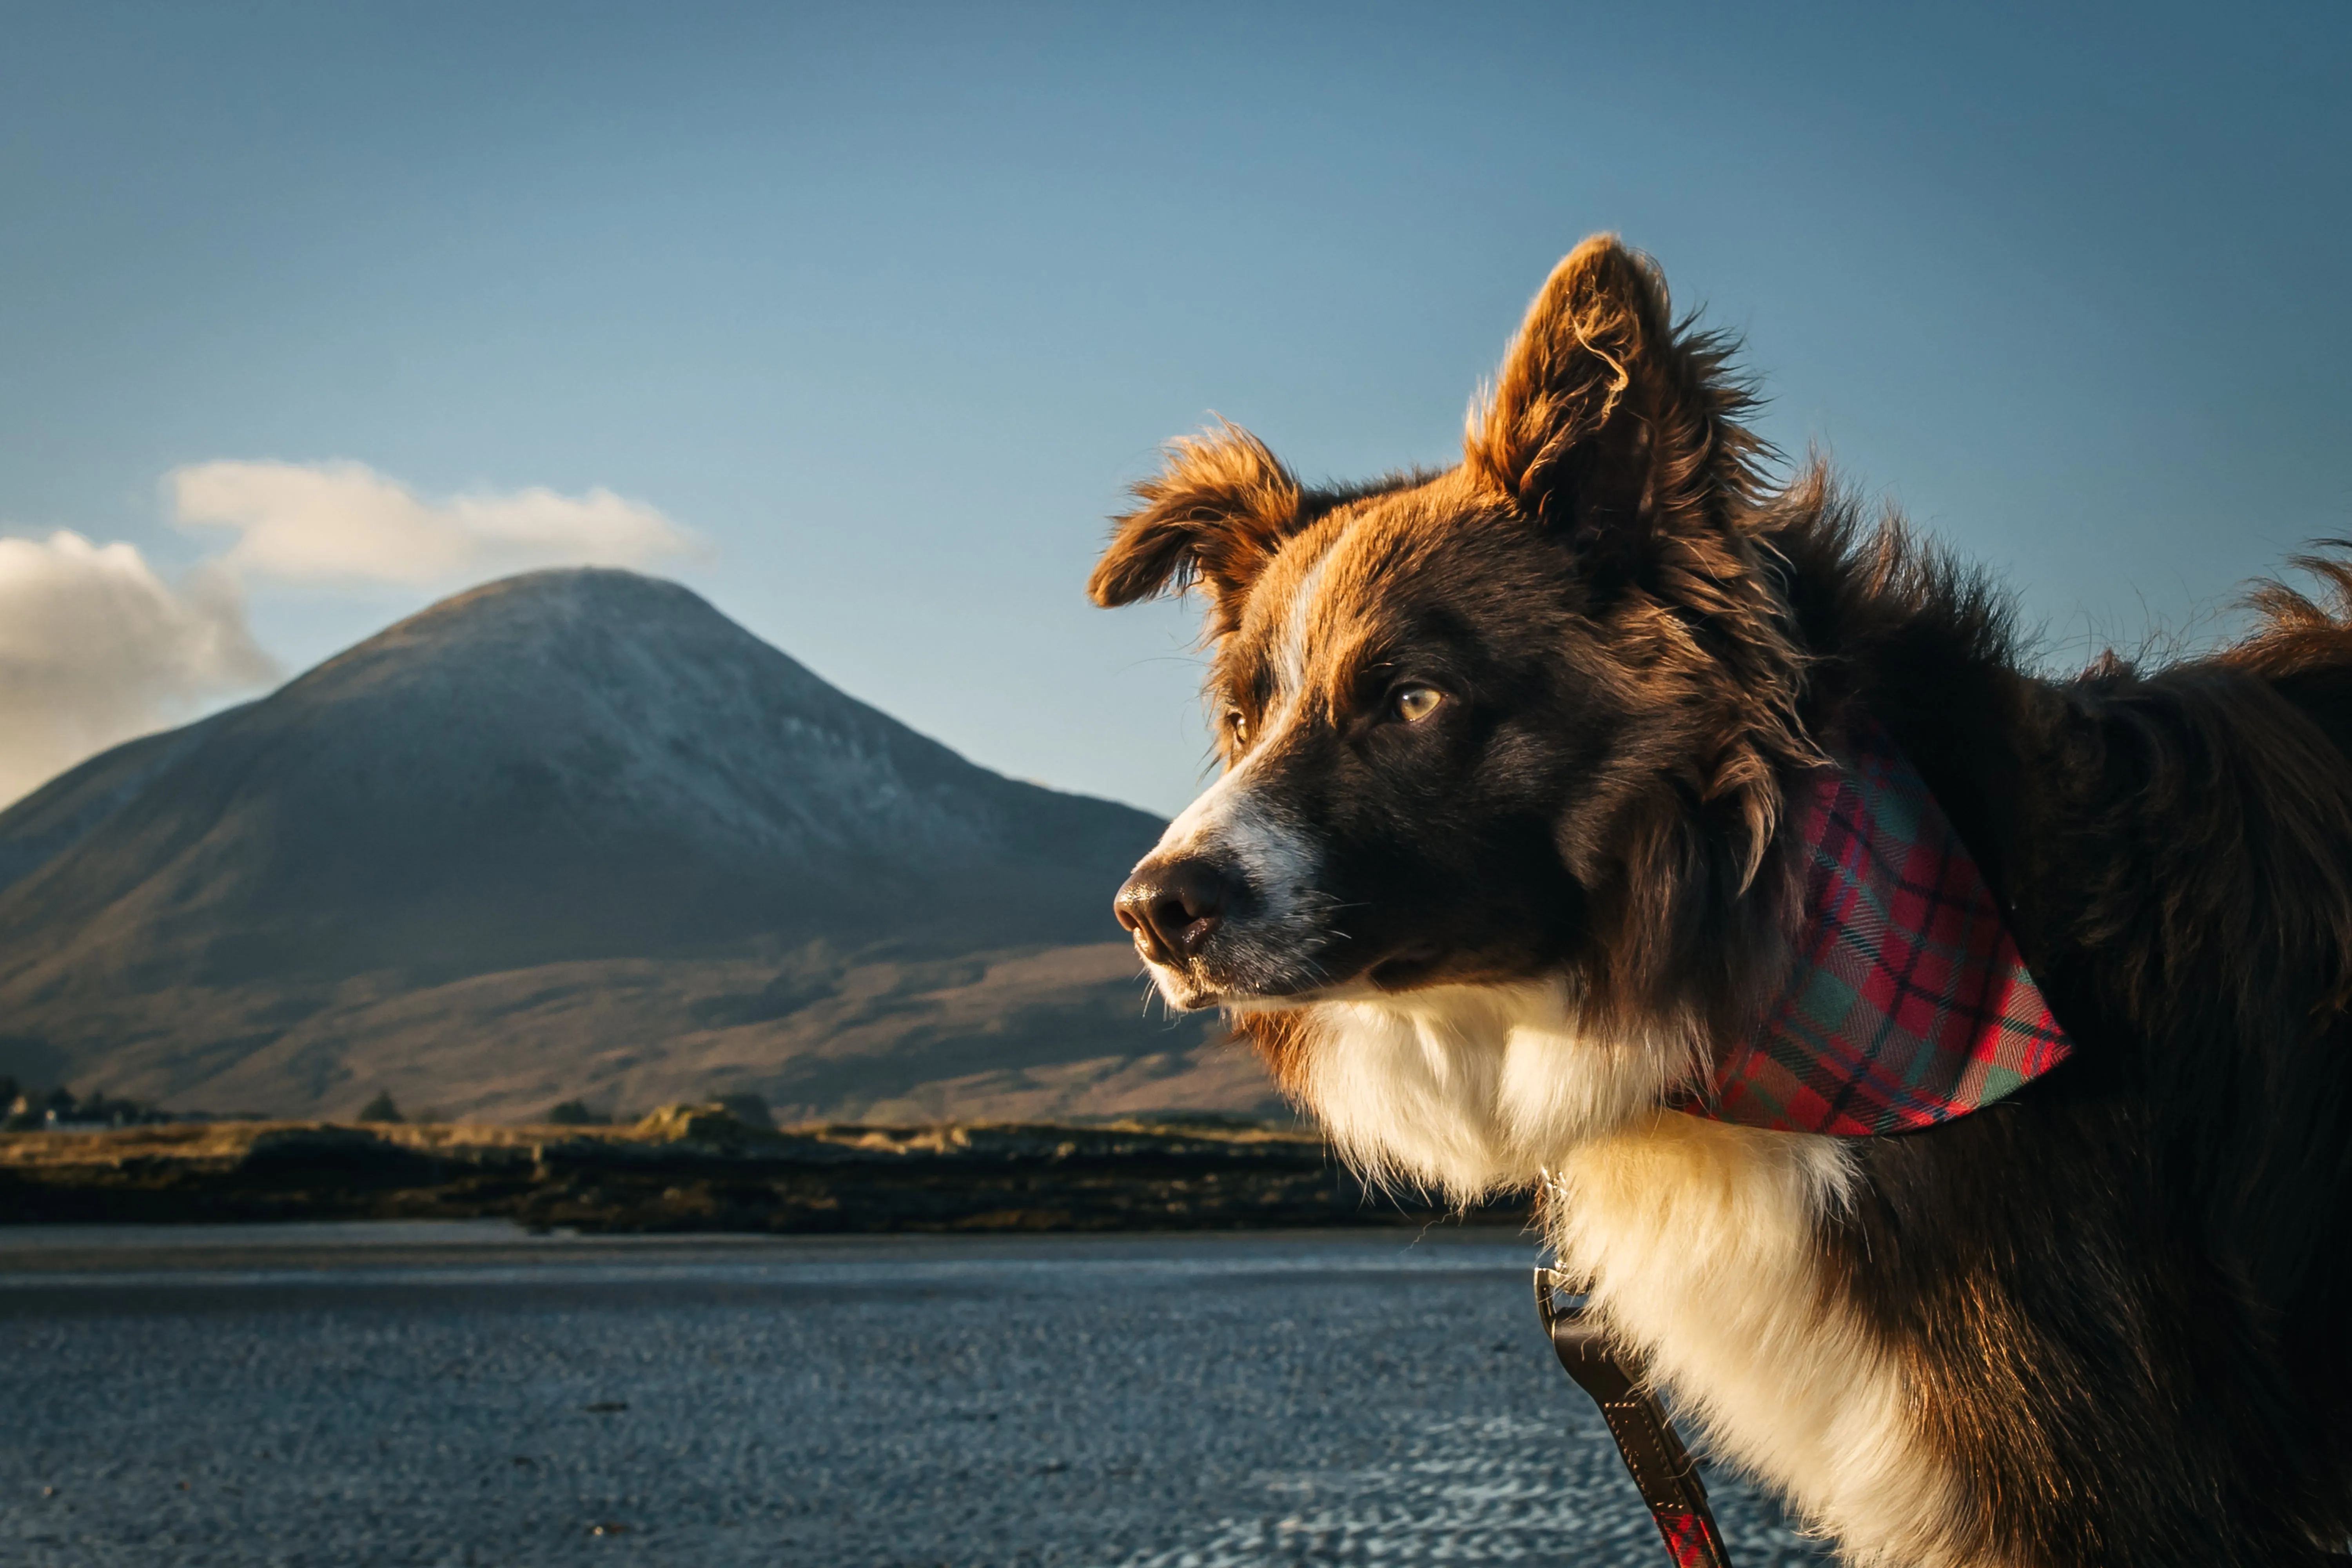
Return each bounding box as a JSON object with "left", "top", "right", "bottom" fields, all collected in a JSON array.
[{"left": 1092, "top": 234, "right": 2352, "bottom": 1565}]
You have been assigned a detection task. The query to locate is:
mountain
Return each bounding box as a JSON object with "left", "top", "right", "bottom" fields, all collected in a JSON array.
[{"left": 0, "top": 570, "right": 1274, "bottom": 1123}]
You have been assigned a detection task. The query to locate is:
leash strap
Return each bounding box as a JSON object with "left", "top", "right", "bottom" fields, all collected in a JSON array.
[{"left": 1536, "top": 1268, "right": 1734, "bottom": 1568}]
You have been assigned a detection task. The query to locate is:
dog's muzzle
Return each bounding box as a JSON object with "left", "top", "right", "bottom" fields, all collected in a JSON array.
[{"left": 1114, "top": 855, "right": 1236, "bottom": 967}]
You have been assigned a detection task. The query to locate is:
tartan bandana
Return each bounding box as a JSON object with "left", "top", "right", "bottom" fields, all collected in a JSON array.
[{"left": 1681, "top": 720, "right": 2074, "bottom": 1136}]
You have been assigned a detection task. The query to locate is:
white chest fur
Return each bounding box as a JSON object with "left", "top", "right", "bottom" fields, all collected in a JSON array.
[
  {"left": 1552, "top": 1117, "right": 1974, "bottom": 1565},
  {"left": 1295, "top": 986, "right": 1979, "bottom": 1566}
]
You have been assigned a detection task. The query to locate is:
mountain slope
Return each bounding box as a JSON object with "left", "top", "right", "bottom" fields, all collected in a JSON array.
[{"left": 0, "top": 570, "right": 1265, "bottom": 1122}]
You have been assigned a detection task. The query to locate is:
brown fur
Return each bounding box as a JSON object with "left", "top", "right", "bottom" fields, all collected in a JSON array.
[{"left": 1092, "top": 234, "right": 2352, "bottom": 1564}]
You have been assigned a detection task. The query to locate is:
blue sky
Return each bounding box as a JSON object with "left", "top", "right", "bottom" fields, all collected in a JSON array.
[{"left": 1, "top": 2, "right": 2345, "bottom": 814}]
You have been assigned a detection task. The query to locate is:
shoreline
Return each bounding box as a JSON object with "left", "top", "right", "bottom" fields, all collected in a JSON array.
[{"left": 0, "top": 1110, "right": 1527, "bottom": 1233}]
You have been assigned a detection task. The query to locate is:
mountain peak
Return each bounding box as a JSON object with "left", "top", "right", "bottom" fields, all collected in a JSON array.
[
  {"left": 295, "top": 566, "right": 786, "bottom": 696},
  {"left": 0, "top": 570, "right": 1158, "bottom": 979},
  {"left": 0, "top": 571, "right": 1263, "bottom": 1126},
  {"left": 388, "top": 564, "right": 711, "bottom": 628}
]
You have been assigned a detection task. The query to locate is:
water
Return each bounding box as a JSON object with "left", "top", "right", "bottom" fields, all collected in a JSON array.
[{"left": 0, "top": 1223, "right": 1832, "bottom": 1567}]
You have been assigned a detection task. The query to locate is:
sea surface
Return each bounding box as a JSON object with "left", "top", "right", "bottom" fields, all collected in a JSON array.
[{"left": 0, "top": 1222, "right": 1832, "bottom": 1567}]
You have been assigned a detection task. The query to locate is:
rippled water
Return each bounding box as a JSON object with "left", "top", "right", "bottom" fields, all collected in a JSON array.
[{"left": 0, "top": 1224, "right": 1831, "bottom": 1567}]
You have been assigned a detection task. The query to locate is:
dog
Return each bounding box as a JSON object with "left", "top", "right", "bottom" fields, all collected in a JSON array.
[{"left": 1086, "top": 235, "right": 2352, "bottom": 1566}]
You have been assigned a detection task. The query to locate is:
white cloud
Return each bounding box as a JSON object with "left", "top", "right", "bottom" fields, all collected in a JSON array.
[
  {"left": 169, "top": 459, "right": 702, "bottom": 585},
  {"left": 0, "top": 531, "right": 278, "bottom": 807},
  {"left": 0, "top": 460, "right": 699, "bottom": 808}
]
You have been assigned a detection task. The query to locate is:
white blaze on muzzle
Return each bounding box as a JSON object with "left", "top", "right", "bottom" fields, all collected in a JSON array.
[
  {"left": 1129, "top": 541, "right": 1344, "bottom": 1004},
  {"left": 1131, "top": 708, "right": 1328, "bottom": 1004}
]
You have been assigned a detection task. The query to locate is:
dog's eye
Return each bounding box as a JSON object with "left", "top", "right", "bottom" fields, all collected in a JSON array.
[
  {"left": 1225, "top": 709, "right": 1249, "bottom": 745},
  {"left": 1391, "top": 685, "right": 1445, "bottom": 723}
]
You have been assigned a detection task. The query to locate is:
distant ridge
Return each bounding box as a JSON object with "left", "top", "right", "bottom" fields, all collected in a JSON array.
[{"left": 0, "top": 570, "right": 1274, "bottom": 1123}]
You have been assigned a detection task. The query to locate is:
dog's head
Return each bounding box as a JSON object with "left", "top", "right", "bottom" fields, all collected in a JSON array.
[{"left": 1091, "top": 237, "right": 1811, "bottom": 1177}]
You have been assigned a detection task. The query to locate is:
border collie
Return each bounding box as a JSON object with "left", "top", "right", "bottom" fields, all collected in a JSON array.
[{"left": 1087, "top": 236, "right": 2352, "bottom": 1566}]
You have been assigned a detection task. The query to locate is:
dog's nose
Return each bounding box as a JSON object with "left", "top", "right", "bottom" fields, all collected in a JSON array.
[{"left": 1115, "top": 858, "right": 1230, "bottom": 965}]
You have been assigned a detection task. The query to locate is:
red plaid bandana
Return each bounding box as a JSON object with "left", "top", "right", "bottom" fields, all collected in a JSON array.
[{"left": 1681, "top": 720, "right": 2074, "bottom": 1136}]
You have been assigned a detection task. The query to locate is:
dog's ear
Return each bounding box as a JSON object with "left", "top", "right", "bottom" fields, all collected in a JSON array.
[
  {"left": 1465, "top": 235, "right": 1764, "bottom": 559},
  {"left": 1088, "top": 423, "right": 1305, "bottom": 634},
  {"left": 1474, "top": 239, "right": 1800, "bottom": 894}
]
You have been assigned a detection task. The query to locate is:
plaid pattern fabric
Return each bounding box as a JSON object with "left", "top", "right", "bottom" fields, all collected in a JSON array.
[
  {"left": 1657, "top": 1508, "right": 1730, "bottom": 1568},
  {"left": 1684, "top": 719, "right": 2073, "bottom": 1136}
]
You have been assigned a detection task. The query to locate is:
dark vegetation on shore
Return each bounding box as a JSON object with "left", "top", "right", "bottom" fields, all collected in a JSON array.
[
  {"left": 0, "top": 1104, "right": 1527, "bottom": 1232},
  {"left": 2, "top": 1077, "right": 180, "bottom": 1132}
]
